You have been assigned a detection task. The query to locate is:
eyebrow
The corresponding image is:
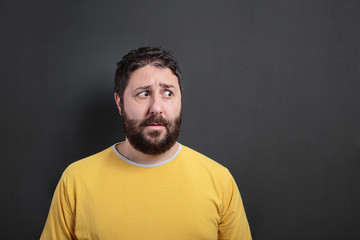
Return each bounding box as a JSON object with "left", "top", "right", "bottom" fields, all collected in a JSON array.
[
  {"left": 159, "top": 83, "right": 176, "bottom": 89},
  {"left": 134, "top": 83, "right": 176, "bottom": 91},
  {"left": 134, "top": 84, "right": 152, "bottom": 91}
]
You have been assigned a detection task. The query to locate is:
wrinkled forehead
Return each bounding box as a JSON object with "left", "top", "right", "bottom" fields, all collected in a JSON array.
[{"left": 127, "top": 65, "right": 181, "bottom": 90}]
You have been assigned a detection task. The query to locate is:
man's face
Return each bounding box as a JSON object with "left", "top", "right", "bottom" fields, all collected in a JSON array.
[{"left": 117, "top": 65, "right": 182, "bottom": 155}]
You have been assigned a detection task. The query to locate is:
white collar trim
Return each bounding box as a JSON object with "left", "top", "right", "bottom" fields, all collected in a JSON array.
[{"left": 112, "top": 142, "right": 182, "bottom": 168}]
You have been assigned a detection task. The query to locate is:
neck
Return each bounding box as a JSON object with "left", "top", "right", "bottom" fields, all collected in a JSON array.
[{"left": 116, "top": 140, "right": 179, "bottom": 165}]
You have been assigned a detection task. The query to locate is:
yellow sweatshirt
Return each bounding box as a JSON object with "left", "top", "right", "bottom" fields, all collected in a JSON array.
[{"left": 41, "top": 144, "right": 252, "bottom": 240}]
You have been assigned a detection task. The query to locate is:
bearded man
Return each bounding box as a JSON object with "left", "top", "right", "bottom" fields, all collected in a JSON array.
[{"left": 41, "top": 47, "right": 252, "bottom": 240}]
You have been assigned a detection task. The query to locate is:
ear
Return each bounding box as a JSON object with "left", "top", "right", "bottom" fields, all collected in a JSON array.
[{"left": 114, "top": 93, "right": 123, "bottom": 115}]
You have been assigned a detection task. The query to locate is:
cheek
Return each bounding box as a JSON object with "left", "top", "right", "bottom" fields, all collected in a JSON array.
[
  {"left": 168, "top": 102, "right": 182, "bottom": 118},
  {"left": 123, "top": 102, "right": 146, "bottom": 119},
  {"left": 127, "top": 107, "right": 147, "bottom": 119}
]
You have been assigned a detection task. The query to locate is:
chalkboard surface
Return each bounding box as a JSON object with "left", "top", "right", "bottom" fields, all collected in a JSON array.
[{"left": 1, "top": 0, "right": 359, "bottom": 239}]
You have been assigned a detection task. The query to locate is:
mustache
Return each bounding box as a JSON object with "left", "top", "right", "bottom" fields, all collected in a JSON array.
[{"left": 139, "top": 115, "right": 170, "bottom": 128}]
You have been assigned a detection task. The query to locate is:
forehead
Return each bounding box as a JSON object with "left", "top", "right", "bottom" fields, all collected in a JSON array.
[{"left": 127, "top": 65, "right": 180, "bottom": 89}]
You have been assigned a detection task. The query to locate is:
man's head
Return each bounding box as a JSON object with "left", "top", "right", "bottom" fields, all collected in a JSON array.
[
  {"left": 114, "top": 47, "right": 182, "bottom": 109},
  {"left": 114, "top": 47, "right": 182, "bottom": 155}
]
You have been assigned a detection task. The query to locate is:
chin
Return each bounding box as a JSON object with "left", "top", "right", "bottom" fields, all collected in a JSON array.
[
  {"left": 145, "top": 134, "right": 166, "bottom": 143},
  {"left": 145, "top": 129, "right": 166, "bottom": 138}
]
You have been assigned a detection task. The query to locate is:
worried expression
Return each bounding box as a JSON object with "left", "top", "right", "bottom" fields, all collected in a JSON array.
[{"left": 115, "top": 65, "right": 182, "bottom": 154}]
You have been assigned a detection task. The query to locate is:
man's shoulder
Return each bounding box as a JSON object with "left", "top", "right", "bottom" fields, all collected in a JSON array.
[
  {"left": 179, "top": 144, "right": 230, "bottom": 174},
  {"left": 62, "top": 145, "right": 115, "bottom": 177}
]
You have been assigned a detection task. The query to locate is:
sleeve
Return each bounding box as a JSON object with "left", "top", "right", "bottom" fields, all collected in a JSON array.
[
  {"left": 40, "top": 171, "right": 76, "bottom": 240},
  {"left": 218, "top": 172, "right": 252, "bottom": 240}
]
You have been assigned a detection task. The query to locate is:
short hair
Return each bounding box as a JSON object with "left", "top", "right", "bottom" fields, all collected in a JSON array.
[{"left": 114, "top": 47, "right": 182, "bottom": 105}]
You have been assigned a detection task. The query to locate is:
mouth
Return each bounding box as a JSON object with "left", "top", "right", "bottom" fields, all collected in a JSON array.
[
  {"left": 141, "top": 116, "right": 168, "bottom": 131},
  {"left": 145, "top": 122, "right": 165, "bottom": 131},
  {"left": 148, "top": 123, "right": 164, "bottom": 126}
]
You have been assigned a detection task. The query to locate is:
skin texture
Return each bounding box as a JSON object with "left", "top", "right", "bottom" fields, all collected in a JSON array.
[{"left": 114, "top": 65, "right": 182, "bottom": 164}]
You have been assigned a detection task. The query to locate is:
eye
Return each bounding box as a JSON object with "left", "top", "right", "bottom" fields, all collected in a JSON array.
[
  {"left": 137, "top": 91, "right": 151, "bottom": 98},
  {"left": 162, "top": 90, "right": 173, "bottom": 99}
]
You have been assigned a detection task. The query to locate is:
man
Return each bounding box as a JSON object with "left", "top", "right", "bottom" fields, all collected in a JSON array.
[{"left": 41, "top": 47, "right": 252, "bottom": 239}]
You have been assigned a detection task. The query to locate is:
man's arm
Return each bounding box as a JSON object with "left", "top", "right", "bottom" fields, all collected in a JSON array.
[
  {"left": 40, "top": 174, "right": 76, "bottom": 240},
  {"left": 218, "top": 173, "right": 252, "bottom": 240}
]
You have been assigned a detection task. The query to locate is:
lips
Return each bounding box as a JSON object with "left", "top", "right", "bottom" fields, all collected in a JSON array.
[
  {"left": 141, "top": 116, "right": 169, "bottom": 128},
  {"left": 148, "top": 123, "right": 164, "bottom": 126},
  {"left": 145, "top": 123, "right": 165, "bottom": 131}
]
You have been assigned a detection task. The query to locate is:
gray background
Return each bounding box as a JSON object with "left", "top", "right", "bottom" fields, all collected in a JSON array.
[{"left": 1, "top": 0, "right": 359, "bottom": 239}]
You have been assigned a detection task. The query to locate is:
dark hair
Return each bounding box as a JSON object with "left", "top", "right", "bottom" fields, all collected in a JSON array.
[{"left": 114, "top": 47, "right": 182, "bottom": 105}]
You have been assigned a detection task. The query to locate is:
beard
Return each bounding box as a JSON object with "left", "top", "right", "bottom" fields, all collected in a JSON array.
[{"left": 122, "top": 111, "right": 181, "bottom": 155}]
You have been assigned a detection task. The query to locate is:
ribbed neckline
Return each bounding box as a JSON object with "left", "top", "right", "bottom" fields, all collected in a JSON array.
[{"left": 112, "top": 142, "right": 182, "bottom": 168}]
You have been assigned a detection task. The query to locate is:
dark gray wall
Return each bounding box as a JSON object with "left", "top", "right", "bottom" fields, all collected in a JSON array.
[{"left": 1, "top": 0, "right": 359, "bottom": 239}]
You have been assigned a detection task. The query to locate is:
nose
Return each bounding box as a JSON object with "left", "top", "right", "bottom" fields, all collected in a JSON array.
[{"left": 149, "top": 94, "right": 163, "bottom": 115}]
